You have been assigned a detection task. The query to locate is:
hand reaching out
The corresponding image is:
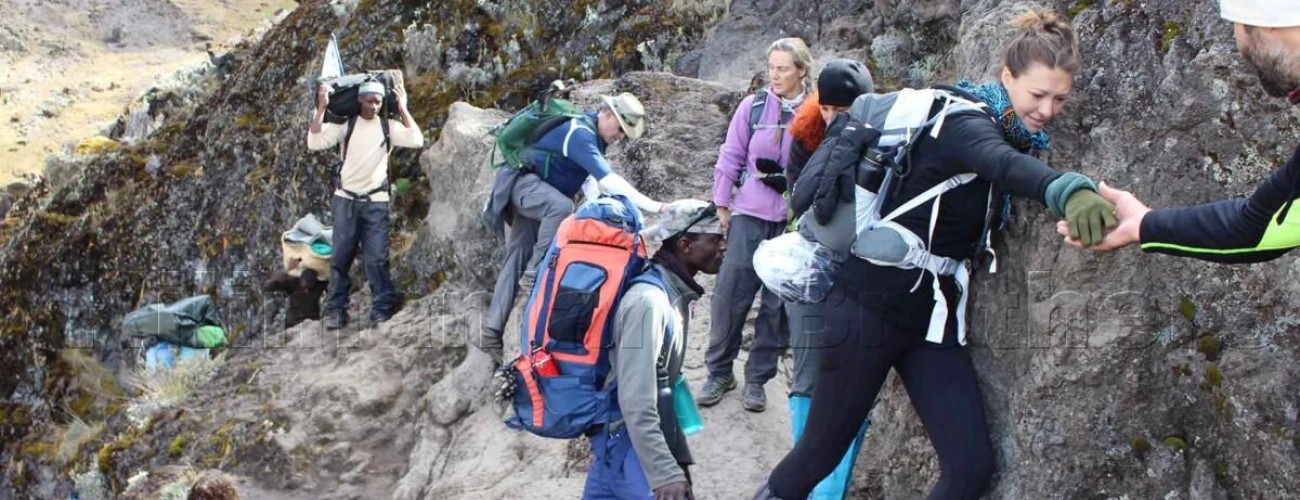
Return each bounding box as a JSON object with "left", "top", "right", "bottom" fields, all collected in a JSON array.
[{"left": 1057, "top": 182, "right": 1150, "bottom": 251}]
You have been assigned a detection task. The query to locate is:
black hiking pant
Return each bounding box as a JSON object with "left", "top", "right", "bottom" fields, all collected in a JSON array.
[
  {"left": 766, "top": 260, "right": 995, "bottom": 500},
  {"left": 326, "top": 195, "right": 399, "bottom": 321}
]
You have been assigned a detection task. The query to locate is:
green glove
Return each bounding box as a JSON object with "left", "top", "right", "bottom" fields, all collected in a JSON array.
[{"left": 1064, "top": 189, "right": 1117, "bottom": 247}]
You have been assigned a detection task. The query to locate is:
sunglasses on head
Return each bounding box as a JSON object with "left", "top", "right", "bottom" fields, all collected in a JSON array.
[{"left": 669, "top": 202, "right": 718, "bottom": 241}]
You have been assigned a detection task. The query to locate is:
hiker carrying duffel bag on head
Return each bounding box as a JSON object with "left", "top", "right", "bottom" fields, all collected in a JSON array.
[{"left": 307, "top": 62, "right": 425, "bottom": 330}]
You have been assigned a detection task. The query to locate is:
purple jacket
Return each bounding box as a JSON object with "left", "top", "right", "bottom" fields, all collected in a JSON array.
[{"left": 712, "top": 89, "right": 795, "bottom": 223}]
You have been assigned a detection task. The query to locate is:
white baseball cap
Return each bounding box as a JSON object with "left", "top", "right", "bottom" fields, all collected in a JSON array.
[{"left": 1221, "top": 0, "right": 1300, "bottom": 28}]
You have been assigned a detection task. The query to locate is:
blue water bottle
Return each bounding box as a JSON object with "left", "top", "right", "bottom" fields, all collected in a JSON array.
[{"left": 672, "top": 374, "right": 704, "bottom": 436}]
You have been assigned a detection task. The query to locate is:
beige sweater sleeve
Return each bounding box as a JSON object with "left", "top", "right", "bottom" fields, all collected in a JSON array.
[
  {"left": 307, "top": 122, "right": 345, "bottom": 151},
  {"left": 388, "top": 118, "right": 424, "bottom": 149}
]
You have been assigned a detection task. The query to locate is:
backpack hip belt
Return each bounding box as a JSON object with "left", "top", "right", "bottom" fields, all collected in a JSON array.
[{"left": 339, "top": 184, "right": 388, "bottom": 202}]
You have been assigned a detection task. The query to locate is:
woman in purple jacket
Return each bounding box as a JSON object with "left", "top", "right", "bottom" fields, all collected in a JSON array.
[{"left": 698, "top": 37, "right": 812, "bottom": 412}]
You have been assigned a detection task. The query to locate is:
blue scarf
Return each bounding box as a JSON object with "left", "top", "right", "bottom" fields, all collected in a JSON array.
[
  {"left": 954, "top": 80, "right": 1052, "bottom": 153},
  {"left": 954, "top": 80, "right": 1053, "bottom": 229}
]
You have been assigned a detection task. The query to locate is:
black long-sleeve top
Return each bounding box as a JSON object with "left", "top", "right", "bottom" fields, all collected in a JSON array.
[
  {"left": 793, "top": 99, "right": 1067, "bottom": 334},
  {"left": 1140, "top": 143, "right": 1300, "bottom": 263}
]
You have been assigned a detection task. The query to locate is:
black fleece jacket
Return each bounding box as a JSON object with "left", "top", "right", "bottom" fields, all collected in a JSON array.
[
  {"left": 1139, "top": 143, "right": 1300, "bottom": 263},
  {"left": 793, "top": 92, "right": 1066, "bottom": 334}
]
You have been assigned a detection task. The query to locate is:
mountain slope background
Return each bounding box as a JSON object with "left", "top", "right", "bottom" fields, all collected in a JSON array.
[{"left": 0, "top": 0, "right": 1297, "bottom": 498}]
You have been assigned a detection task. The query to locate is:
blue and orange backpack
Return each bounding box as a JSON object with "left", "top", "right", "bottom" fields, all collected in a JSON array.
[{"left": 503, "top": 195, "right": 673, "bottom": 439}]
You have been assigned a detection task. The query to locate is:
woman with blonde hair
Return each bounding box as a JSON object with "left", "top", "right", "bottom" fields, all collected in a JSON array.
[{"left": 700, "top": 37, "right": 813, "bottom": 412}]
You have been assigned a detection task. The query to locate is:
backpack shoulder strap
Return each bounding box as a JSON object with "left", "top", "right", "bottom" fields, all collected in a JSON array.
[
  {"left": 341, "top": 115, "right": 358, "bottom": 160},
  {"left": 380, "top": 114, "right": 392, "bottom": 153},
  {"left": 626, "top": 268, "right": 676, "bottom": 378},
  {"left": 746, "top": 89, "right": 768, "bottom": 142}
]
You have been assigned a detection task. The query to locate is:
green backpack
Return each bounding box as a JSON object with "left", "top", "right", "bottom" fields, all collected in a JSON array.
[{"left": 490, "top": 79, "right": 593, "bottom": 175}]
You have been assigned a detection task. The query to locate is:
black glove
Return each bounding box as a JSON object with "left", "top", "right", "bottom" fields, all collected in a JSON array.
[
  {"left": 814, "top": 117, "right": 881, "bottom": 224},
  {"left": 755, "top": 158, "right": 789, "bottom": 193},
  {"left": 759, "top": 175, "right": 788, "bottom": 194}
]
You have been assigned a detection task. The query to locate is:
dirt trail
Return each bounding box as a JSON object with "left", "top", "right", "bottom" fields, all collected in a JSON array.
[{"left": 0, "top": 0, "right": 295, "bottom": 183}]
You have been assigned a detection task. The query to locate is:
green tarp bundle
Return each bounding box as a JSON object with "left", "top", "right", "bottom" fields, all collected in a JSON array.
[{"left": 122, "top": 295, "right": 227, "bottom": 348}]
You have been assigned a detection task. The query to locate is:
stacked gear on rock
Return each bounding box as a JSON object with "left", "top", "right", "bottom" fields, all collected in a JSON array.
[
  {"left": 122, "top": 295, "right": 228, "bottom": 349},
  {"left": 280, "top": 213, "right": 333, "bottom": 278}
]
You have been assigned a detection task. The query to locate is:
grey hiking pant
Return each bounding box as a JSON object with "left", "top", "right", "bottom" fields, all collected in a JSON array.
[
  {"left": 484, "top": 174, "right": 575, "bottom": 337},
  {"left": 787, "top": 301, "right": 827, "bottom": 397},
  {"left": 326, "top": 196, "right": 398, "bottom": 321},
  {"left": 706, "top": 213, "right": 789, "bottom": 386}
]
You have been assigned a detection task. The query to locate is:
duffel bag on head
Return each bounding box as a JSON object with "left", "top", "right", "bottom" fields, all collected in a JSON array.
[{"left": 322, "top": 71, "right": 400, "bottom": 124}]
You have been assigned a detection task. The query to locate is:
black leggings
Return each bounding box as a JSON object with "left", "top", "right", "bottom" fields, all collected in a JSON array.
[{"left": 767, "top": 280, "right": 995, "bottom": 499}]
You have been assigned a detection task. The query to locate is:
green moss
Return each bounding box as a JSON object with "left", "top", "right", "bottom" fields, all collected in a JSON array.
[
  {"left": 1205, "top": 364, "right": 1224, "bottom": 388},
  {"left": 169, "top": 435, "right": 186, "bottom": 458},
  {"left": 1179, "top": 295, "right": 1195, "bottom": 322},
  {"left": 392, "top": 178, "right": 412, "bottom": 198},
  {"left": 1130, "top": 436, "right": 1151, "bottom": 457},
  {"left": 1162, "top": 22, "right": 1182, "bottom": 53},
  {"left": 69, "top": 391, "right": 96, "bottom": 418},
  {"left": 34, "top": 211, "right": 79, "bottom": 227},
  {"left": 20, "top": 439, "right": 56, "bottom": 461},
  {"left": 96, "top": 436, "right": 135, "bottom": 473},
  {"left": 1172, "top": 364, "right": 1192, "bottom": 378},
  {"left": 1067, "top": 0, "right": 1094, "bottom": 18},
  {"left": 1196, "top": 335, "right": 1221, "bottom": 361},
  {"left": 201, "top": 421, "right": 240, "bottom": 468},
  {"left": 1213, "top": 462, "right": 1228, "bottom": 487},
  {"left": 1162, "top": 436, "right": 1188, "bottom": 451},
  {"left": 166, "top": 159, "right": 202, "bottom": 178},
  {"left": 245, "top": 164, "right": 275, "bottom": 190},
  {"left": 234, "top": 114, "right": 276, "bottom": 136},
  {"left": 4, "top": 405, "right": 32, "bottom": 427}
]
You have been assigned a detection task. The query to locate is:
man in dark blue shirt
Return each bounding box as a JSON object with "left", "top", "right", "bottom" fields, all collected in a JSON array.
[{"left": 478, "top": 92, "right": 665, "bottom": 363}]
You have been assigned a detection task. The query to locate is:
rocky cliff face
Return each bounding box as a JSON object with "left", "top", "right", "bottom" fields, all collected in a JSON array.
[{"left": 2, "top": 0, "right": 1298, "bottom": 498}]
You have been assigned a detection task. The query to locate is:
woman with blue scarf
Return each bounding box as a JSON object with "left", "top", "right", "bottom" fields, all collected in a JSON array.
[{"left": 753, "top": 9, "right": 1115, "bottom": 500}]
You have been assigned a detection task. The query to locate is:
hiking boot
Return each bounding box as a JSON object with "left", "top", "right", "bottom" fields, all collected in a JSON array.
[
  {"left": 696, "top": 374, "right": 736, "bottom": 407},
  {"left": 473, "top": 328, "right": 505, "bottom": 365},
  {"left": 370, "top": 311, "right": 394, "bottom": 325},
  {"left": 742, "top": 383, "right": 767, "bottom": 413},
  {"left": 324, "top": 310, "right": 348, "bottom": 331}
]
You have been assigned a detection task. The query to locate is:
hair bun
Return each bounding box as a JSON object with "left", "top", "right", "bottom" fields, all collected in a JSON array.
[{"left": 1010, "top": 8, "right": 1064, "bottom": 33}]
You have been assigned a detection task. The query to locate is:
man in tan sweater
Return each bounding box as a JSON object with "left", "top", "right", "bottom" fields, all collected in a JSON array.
[{"left": 307, "top": 78, "right": 424, "bottom": 329}]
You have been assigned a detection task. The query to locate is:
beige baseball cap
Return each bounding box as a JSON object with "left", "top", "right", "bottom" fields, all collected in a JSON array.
[{"left": 600, "top": 92, "right": 648, "bottom": 140}]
